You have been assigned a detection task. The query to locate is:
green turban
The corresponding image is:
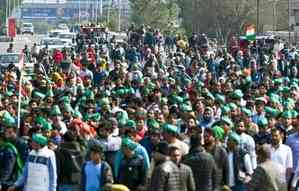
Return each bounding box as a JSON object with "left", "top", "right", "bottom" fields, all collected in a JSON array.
[
  {"left": 32, "top": 133, "right": 48, "bottom": 146},
  {"left": 212, "top": 126, "right": 225, "bottom": 141},
  {"left": 121, "top": 137, "right": 138, "bottom": 151}
]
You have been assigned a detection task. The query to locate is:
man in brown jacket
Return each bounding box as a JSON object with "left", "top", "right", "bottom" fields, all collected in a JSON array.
[{"left": 246, "top": 144, "right": 287, "bottom": 191}]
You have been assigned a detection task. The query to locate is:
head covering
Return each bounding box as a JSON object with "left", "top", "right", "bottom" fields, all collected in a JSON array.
[
  {"left": 211, "top": 126, "right": 225, "bottom": 141},
  {"left": 147, "top": 119, "right": 160, "bottom": 129},
  {"left": 273, "top": 78, "right": 283, "bottom": 85},
  {"left": 215, "top": 94, "right": 225, "bottom": 105},
  {"left": 73, "top": 110, "right": 82, "bottom": 119},
  {"left": 269, "top": 94, "right": 281, "bottom": 104},
  {"left": 264, "top": 107, "right": 280, "bottom": 118},
  {"left": 162, "top": 123, "right": 178, "bottom": 134},
  {"left": 281, "top": 111, "right": 294, "bottom": 119},
  {"left": 257, "top": 117, "right": 268, "bottom": 128},
  {"left": 241, "top": 107, "right": 252, "bottom": 117},
  {"left": 255, "top": 97, "right": 267, "bottom": 104},
  {"left": 42, "top": 121, "right": 52, "bottom": 131},
  {"left": 220, "top": 116, "right": 234, "bottom": 127},
  {"left": 230, "top": 89, "right": 243, "bottom": 99},
  {"left": 33, "top": 91, "right": 46, "bottom": 100},
  {"left": 121, "top": 137, "right": 138, "bottom": 151},
  {"left": 50, "top": 105, "right": 62, "bottom": 116},
  {"left": 32, "top": 133, "right": 48, "bottom": 146},
  {"left": 64, "top": 104, "right": 74, "bottom": 114},
  {"left": 2, "top": 111, "right": 16, "bottom": 127},
  {"left": 228, "top": 103, "right": 238, "bottom": 111},
  {"left": 221, "top": 105, "right": 231, "bottom": 115},
  {"left": 125, "top": 119, "right": 136, "bottom": 130},
  {"left": 228, "top": 132, "right": 240, "bottom": 144},
  {"left": 180, "top": 104, "right": 193, "bottom": 112}
]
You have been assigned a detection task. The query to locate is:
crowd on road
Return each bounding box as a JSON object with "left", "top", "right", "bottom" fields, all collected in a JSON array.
[{"left": 0, "top": 24, "right": 299, "bottom": 191}]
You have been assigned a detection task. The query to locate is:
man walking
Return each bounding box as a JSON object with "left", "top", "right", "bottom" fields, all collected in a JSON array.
[
  {"left": 246, "top": 144, "right": 287, "bottom": 191},
  {"left": 169, "top": 146, "right": 196, "bottom": 191},
  {"left": 184, "top": 132, "right": 217, "bottom": 191},
  {"left": 81, "top": 144, "right": 114, "bottom": 191},
  {"left": 8, "top": 133, "right": 57, "bottom": 191}
]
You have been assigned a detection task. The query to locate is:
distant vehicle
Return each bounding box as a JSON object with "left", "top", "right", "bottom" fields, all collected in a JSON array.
[
  {"left": 39, "top": 37, "right": 71, "bottom": 50},
  {"left": 58, "top": 32, "right": 76, "bottom": 46},
  {"left": 21, "top": 23, "right": 34, "bottom": 35},
  {"left": 48, "top": 29, "right": 66, "bottom": 38},
  {"left": 0, "top": 53, "right": 20, "bottom": 69},
  {"left": 0, "top": 53, "right": 33, "bottom": 70},
  {"left": 57, "top": 23, "right": 69, "bottom": 32}
]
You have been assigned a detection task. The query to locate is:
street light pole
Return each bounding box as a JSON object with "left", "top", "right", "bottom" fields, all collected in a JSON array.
[
  {"left": 257, "top": 0, "right": 260, "bottom": 34},
  {"left": 288, "top": 0, "right": 291, "bottom": 44},
  {"left": 118, "top": 0, "right": 121, "bottom": 31},
  {"left": 78, "top": 0, "right": 81, "bottom": 25}
]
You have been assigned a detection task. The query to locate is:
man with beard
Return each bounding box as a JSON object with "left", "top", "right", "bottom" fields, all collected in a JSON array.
[
  {"left": 184, "top": 132, "right": 217, "bottom": 191},
  {"left": 246, "top": 144, "right": 287, "bottom": 191},
  {"left": 204, "top": 127, "right": 229, "bottom": 189},
  {"left": 235, "top": 120, "right": 257, "bottom": 170},
  {"left": 87, "top": 119, "right": 122, "bottom": 166},
  {"left": 199, "top": 107, "right": 215, "bottom": 129},
  {"left": 270, "top": 128, "right": 293, "bottom": 185}
]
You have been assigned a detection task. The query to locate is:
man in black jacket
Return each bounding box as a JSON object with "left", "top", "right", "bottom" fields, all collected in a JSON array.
[
  {"left": 204, "top": 127, "right": 229, "bottom": 189},
  {"left": 117, "top": 138, "right": 146, "bottom": 190},
  {"left": 56, "top": 131, "right": 83, "bottom": 191},
  {"left": 169, "top": 146, "right": 196, "bottom": 191},
  {"left": 184, "top": 132, "right": 217, "bottom": 191}
]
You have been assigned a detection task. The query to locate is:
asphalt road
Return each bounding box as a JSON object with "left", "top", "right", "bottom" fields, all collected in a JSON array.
[{"left": 0, "top": 34, "right": 44, "bottom": 54}]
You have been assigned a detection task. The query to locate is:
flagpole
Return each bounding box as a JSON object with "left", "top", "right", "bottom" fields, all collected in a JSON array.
[{"left": 17, "top": 53, "right": 24, "bottom": 136}]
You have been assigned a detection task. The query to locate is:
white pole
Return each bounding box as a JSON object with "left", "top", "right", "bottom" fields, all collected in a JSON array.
[
  {"left": 13, "top": 0, "right": 16, "bottom": 16},
  {"left": 6, "top": 0, "right": 8, "bottom": 25},
  {"left": 118, "top": 0, "right": 121, "bottom": 31},
  {"left": 78, "top": 0, "right": 81, "bottom": 24},
  {"left": 17, "top": 54, "right": 24, "bottom": 135},
  {"left": 8, "top": 0, "right": 10, "bottom": 17},
  {"left": 107, "top": 0, "right": 110, "bottom": 24},
  {"left": 100, "top": 0, "right": 103, "bottom": 18},
  {"left": 95, "top": 0, "right": 98, "bottom": 24}
]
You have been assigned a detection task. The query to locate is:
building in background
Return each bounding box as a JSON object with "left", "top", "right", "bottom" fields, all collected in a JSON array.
[{"left": 20, "top": 0, "right": 130, "bottom": 26}]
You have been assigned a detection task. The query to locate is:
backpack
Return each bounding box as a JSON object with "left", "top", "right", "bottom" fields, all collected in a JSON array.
[
  {"left": 59, "top": 148, "right": 84, "bottom": 184},
  {"left": 3, "top": 142, "right": 24, "bottom": 178}
]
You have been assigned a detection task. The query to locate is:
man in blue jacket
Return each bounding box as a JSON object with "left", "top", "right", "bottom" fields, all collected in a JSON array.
[{"left": 81, "top": 144, "right": 113, "bottom": 191}]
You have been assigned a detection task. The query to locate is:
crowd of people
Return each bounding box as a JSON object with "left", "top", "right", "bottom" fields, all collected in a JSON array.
[{"left": 0, "top": 24, "right": 299, "bottom": 191}]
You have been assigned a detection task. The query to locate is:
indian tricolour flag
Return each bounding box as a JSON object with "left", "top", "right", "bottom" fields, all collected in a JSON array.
[{"left": 246, "top": 25, "right": 256, "bottom": 41}]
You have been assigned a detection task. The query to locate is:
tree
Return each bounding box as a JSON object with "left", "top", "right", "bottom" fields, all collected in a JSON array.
[
  {"left": 129, "top": 0, "right": 180, "bottom": 32},
  {"left": 177, "top": 0, "right": 256, "bottom": 43}
]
